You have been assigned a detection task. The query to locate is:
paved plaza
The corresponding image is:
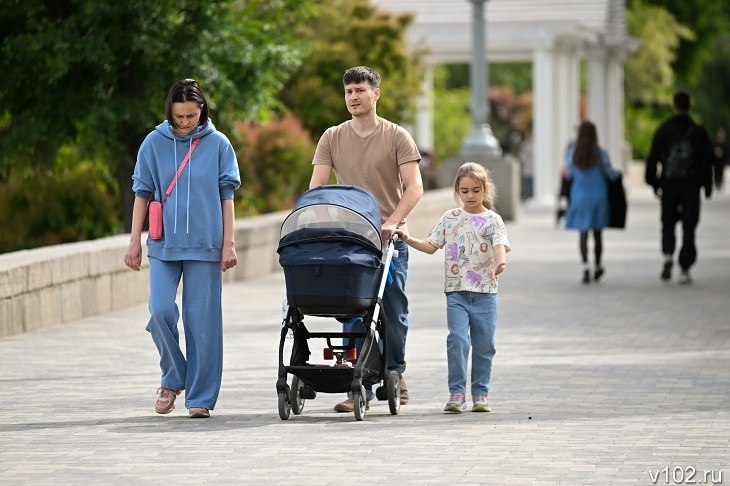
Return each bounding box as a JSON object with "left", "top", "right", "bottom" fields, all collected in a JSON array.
[{"left": 1, "top": 181, "right": 729, "bottom": 485}]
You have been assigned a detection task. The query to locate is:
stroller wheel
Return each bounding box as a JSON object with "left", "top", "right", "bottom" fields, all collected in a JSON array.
[
  {"left": 277, "top": 385, "right": 291, "bottom": 420},
  {"left": 353, "top": 387, "right": 367, "bottom": 421},
  {"left": 387, "top": 370, "right": 400, "bottom": 415},
  {"left": 290, "top": 376, "right": 305, "bottom": 415}
]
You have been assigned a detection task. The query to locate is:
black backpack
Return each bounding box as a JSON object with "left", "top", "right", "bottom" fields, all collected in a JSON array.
[{"left": 663, "top": 125, "right": 696, "bottom": 180}]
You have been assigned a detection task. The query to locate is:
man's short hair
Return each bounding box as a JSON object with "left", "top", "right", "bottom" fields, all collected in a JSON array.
[
  {"left": 343, "top": 66, "right": 381, "bottom": 90},
  {"left": 673, "top": 91, "right": 691, "bottom": 113}
]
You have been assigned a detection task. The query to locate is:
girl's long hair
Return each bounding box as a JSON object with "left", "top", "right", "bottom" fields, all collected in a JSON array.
[
  {"left": 572, "top": 121, "right": 600, "bottom": 169},
  {"left": 453, "top": 162, "right": 496, "bottom": 210}
]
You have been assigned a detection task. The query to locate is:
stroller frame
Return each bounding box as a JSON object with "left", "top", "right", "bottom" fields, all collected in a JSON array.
[
  {"left": 276, "top": 236, "right": 401, "bottom": 422},
  {"left": 276, "top": 185, "right": 401, "bottom": 421}
]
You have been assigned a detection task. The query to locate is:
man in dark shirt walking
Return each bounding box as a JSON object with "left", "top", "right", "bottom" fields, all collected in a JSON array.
[{"left": 645, "top": 91, "right": 713, "bottom": 284}]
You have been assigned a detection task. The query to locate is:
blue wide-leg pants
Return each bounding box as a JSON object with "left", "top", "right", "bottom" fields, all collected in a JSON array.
[{"left": 146, "top": 257, "right": 223, "bottom": 410}]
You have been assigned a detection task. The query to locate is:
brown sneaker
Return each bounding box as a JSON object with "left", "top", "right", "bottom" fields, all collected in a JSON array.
[
  {"left": 188, "top": 407, "right": 210, "bottom": 418},
  {"left": 155, "top": 387, "right": 181, "bottom": 414},
  {"left": 333, "top": 396, "right": 370, "bottom": 412},
  {"left": 399, "top": 376, "right": 409, "bottom": 405}
]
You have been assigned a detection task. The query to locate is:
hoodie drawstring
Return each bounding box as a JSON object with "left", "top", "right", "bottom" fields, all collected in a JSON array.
[
  {"left": 186, "top": 138, "right": 192, "bottom": 234},
  {"left": 173, "top": 140, "right": 178, "bottom": 235},
  {"left": 170, "top": 136, "right": 195, "bottom": 235}
]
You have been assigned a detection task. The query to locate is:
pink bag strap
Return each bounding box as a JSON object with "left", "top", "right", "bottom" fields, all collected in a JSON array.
[{"left": 161, "top": 137, "right": 200, "bottom": 204}]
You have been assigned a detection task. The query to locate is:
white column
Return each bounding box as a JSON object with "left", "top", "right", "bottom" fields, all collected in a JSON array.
[
  {"left": 587, "top": 48, "right": 609, "bottom": 151},
  {"left": 415, "top": 64, "right": 435, "bottom": 153},
  {"left": 555, "top": 47, "right": 581, "bottom": 173},
  {"left": 605, "top": 50, "right": 625, "bottom": 170},
  {"left": 530, "top": 48, "right": 556, "bottom": 208},
  {"left": 567, "top": 50, "right": 581, "bottom": 138}
]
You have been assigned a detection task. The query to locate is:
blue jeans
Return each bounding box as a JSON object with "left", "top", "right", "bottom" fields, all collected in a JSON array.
[
  {"left": 445, "top": 291, "right": 497, "bottom": 396},
  {"left": 383, "top": 240, "right": 409, "bottom": 374}
]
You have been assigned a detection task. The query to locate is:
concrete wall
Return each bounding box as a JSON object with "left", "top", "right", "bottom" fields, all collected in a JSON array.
[{"left": 0, "top": 189, "right": 457, "bottom": 339}]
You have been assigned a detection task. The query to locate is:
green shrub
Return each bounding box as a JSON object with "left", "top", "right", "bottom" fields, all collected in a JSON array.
[
  {"left": 235, "top": 115, "right": 315, "bottom": 216},
  {"left": 0, "top": 163, "right": 121, "bottom": 253}
]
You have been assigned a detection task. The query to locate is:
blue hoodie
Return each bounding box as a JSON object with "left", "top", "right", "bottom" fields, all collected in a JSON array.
[{"left": 132, "top": 120, "right": 241, "bottom": 262}]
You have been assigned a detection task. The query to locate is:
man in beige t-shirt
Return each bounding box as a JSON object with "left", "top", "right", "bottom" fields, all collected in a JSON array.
[{"left": 310, "top": 66, "right": 423, "bottom": 413}]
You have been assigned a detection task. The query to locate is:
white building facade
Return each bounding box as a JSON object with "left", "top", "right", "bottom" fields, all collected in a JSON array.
[{"left": 372, "top": 0, "right": 633, "bottom": 207}]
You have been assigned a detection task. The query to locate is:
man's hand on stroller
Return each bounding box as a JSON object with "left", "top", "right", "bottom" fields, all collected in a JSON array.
[{"left": 381, "top": 222, "right": 398, "bottom": 242}]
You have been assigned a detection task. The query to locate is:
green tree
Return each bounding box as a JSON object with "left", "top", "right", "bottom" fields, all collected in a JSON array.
[
  {"left": 279, "top": 0, "right": 423, "bottom": 140},
  {"left": 0, "top": 0, "right": 314, "bottom": 231},
  {"left": 692, "top": 33, "right": 730, "bottom": 134},
  {"left": 625, "top": 1, "right": 694, "bottom": 106},
  {"left": 432, "top": 66, "right": 471, "bottom": 163},
  {"left": 624, "top": 0, "right": 694, "bottom": 157},
  {"left": 643, "top": 0, "right": 730, "bottom": 85}
]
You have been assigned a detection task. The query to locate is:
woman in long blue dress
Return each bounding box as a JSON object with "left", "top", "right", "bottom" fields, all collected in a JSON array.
[{"left": 565, "top": 121, "right": 618, "bottom": 284}]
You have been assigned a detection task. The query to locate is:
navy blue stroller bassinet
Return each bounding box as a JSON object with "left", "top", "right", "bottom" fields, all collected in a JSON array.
[
  {"left": 275, "top": 185, "right": 401, "bottom": 421},
  {"left": 278, "top": 185, "right": 383, "bottom": 316}
]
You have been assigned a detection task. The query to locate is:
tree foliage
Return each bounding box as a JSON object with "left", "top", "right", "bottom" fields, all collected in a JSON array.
[
  {"left": 235, "top": 116, "right": 315, "bottom": 215},
  {"left": 692, "top": 33, "right": 730, "bottom": 134},
  {"left": 432, "top": 66, "right": 472, "bottom": 164},
  {"left": 625, "top": 0, "right": 730, "bottom": 158},
  {"left": 642, "top": 0, "right": 730, "bottom": 84},
  {"left": 624, "top": 0, "right": 694, "bottom": 158},
  {"left": 625, "top": 0, "right": 694, "bottom": 107},
  {"left": 0, "top": 0, "right": 314, "bottom": 231},
  {"left": 279, "top": 0, "right": 423, "bottom": 140}
]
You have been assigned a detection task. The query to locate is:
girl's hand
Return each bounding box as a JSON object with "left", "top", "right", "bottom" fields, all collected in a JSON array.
[
  {"left": 394, "top": 228, "right": 409, "bottom": 241},
  {"left": 490, "top": 262, "right": 506, "bottom": 283}
]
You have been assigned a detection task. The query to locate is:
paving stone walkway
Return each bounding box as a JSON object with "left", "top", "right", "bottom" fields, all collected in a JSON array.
[{"left": 1, "top": 184, "right": 729, "bottom": 485}]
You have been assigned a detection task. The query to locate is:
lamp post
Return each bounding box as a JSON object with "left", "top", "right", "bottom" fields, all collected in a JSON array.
[{"left": 462, "top": 0, "right": 502, "bottom": 159}]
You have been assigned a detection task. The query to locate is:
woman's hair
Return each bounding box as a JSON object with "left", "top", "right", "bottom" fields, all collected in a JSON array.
[
  {"left": 453, "top": 162, "right": 496, "bottom": 210},
  {"left": 164, "top": 79, "right": 209, "bottom": 128},
  {"left": 343, "top": 66, "right": 381, "bottom": 90},
  {"left": 572, "top": 121, "right": 600, "bottom": 169}
]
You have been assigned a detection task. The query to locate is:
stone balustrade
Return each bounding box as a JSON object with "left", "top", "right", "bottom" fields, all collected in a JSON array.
[{"left": 0, "top": 189, "right": 456, "bottom": 338}]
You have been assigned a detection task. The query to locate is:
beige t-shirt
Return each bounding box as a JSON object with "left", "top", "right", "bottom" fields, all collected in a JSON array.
[{"left": 312, "top": 117, "right": 421, "bottom": 222}]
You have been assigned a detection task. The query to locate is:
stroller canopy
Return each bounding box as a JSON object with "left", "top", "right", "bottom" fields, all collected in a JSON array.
[{"left": 279, "top": 185, "right": 382, "bottom": 252}]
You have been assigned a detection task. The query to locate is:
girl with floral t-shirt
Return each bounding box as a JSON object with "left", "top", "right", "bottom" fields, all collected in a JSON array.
[{"left": 396, "top": 162, "right": 510, "bottom": 413}]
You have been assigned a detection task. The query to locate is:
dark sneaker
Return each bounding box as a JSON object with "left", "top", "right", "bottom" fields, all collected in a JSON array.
[
  {"left": 399, "top": 376, "right": 409, "bottom": 405},
  {"left": 472, "top": 395, "right": 492, "bottom": 413},
  {"left": 443, "top": 392, "right": 466, "bottom": 413},
  {"left": 582, "top": 269, "right": 590, "bottom": 284},
  {"left": 188, "top": 407, "right": 210, "bottom": 418},
  {"left": 333, "top": 396, "right": 370, "bottom": 412},
  {"left": 661, "top": 261, "right": 673, "bottom": 281},
  {"left": 594, "top": 266, "right": 605, "bottom": 282},
  {"left": 155, "top": 387, "right": 181, "bottom": 414}
]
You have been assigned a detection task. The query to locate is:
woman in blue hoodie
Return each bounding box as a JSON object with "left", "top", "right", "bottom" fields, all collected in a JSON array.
[{"left": 124, "top": 79, "right": 241, "bottom": 418}]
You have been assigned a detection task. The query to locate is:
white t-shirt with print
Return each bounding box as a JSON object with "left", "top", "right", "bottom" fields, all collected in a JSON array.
[{"left": 426, "top": 208, "right": 511, "bottom": 293}]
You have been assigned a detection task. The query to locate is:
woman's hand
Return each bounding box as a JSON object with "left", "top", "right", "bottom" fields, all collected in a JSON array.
[
  {"left": 124, "top": 240, "right": 142, "bottom": 271},
  {"left": 221, "top": 245, "right": 238, "bottom": 272}
]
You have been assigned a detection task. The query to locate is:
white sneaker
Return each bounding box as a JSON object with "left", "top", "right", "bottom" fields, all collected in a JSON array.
[{"left": 679, "top": 271, "right": 692, "bottom": 285}]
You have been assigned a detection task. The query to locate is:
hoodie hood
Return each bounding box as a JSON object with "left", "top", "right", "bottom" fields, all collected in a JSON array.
[{"left": 154, "top": 120, "right": 216, "bottom": 142}]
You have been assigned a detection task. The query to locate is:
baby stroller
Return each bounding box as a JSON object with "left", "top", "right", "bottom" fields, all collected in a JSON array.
[{"left": 276, "top": 185, "right": 401, "bottom": 421}]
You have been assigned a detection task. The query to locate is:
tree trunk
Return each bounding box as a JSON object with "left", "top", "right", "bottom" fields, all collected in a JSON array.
[{"left": 117, "top": 150, "right": 138, "bottom": 233}]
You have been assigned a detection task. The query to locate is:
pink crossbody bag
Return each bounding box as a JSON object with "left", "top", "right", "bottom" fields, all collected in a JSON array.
[{"left": 148, "top": 138, "right": 200, "bottom": 240}]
